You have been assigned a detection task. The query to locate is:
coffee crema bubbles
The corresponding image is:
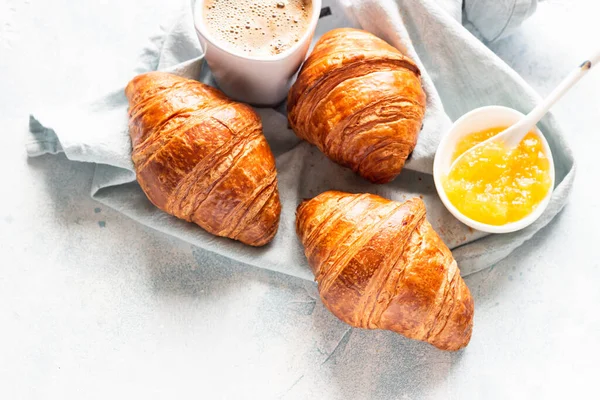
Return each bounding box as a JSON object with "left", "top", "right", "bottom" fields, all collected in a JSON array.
[{"left": 202, "top": 0, "right": 313, "bottom": 57}]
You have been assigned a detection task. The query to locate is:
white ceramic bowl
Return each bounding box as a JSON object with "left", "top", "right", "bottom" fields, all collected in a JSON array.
[
  {"left": 433, "top": 106, "right": 555, "bottom": 234},
  {"left": 193, "top": 0, "right": 322, "bottom": 106}
]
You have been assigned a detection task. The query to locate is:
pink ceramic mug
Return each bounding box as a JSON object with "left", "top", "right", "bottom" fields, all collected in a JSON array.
[{"left": 193, "top": 0, "right": 322, "bottom": 106}]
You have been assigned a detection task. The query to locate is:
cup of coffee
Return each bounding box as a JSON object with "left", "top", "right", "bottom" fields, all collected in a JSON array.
[{"left": 193, "top": 0, "right": 321, "bottom": 106}]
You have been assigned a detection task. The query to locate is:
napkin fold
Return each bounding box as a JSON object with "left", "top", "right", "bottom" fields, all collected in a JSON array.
[{"left": 27, "top": 0, "right": 573, "bottom": 280}]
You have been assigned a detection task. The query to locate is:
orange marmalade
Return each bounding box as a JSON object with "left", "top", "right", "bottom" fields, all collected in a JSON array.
[{"left": 442, "top": 126, "right": 552, "bottom": 226}]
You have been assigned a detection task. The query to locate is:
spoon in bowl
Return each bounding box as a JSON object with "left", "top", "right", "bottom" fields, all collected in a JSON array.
[{"left": 449, "top": 50, "right": 600, "bottom": 173}]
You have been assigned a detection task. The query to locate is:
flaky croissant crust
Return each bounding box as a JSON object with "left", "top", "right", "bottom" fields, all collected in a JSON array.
[
  {"left": 125, "top": 72, "right": 281, "bottom": 246},
  {"left": 296, "top": 191, "right": 474, "bottom": 350},
  {"left": 287, "top": 28, "right": 427, "bottom": 184}
]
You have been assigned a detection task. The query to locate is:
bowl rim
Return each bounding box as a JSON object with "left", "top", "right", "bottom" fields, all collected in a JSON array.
[{"left": 433, "top": 105, "right": 556, "bottom": 234}]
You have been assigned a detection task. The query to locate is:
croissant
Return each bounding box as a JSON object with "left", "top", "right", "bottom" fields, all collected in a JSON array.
[
  {"left": 287, "top": 28, "right": 426, "bottom": 184},
  {"left": 296, "top": 191, "right": 474, "bottom": 350},
  {"left": 125, "top": 72, "right": 281, "bottom": 246}
]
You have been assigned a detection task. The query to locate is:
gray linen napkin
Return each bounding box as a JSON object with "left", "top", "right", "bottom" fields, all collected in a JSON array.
[{"left": 27, "top": 0, "right": 573, "bottom": 280}]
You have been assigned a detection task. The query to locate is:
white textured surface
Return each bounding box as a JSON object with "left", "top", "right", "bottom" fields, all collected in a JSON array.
[{"left": 1, "top": 0, "right": 599, "bottom": 398}]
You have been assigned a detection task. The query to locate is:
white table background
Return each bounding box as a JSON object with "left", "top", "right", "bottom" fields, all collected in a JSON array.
[{"left": 1, "top": 0, "right": 599, "bottom": 398}]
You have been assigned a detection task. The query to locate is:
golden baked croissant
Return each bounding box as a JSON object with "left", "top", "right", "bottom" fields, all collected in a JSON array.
[
  {"left": 125, "top": 72, "right": 281, "bottom": 246},
  {"left": 287, "top": 28, "right": 426, "bottom": 184},
  {"left": 296, "top": 191, "right": 474, "bottom": 350}
]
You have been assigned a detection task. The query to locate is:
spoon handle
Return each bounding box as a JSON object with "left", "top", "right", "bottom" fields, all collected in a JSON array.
[
  {"left": 510, "top": 50, "right": 600, "bottom": 136},
  {"left": 586, "top": 50, "right": 600, "bottom": 69}
]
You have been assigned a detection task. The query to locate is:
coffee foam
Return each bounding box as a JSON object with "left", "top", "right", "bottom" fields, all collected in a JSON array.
[{"left": 202, "top": 0, "right": 312, "bottom": 57}]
